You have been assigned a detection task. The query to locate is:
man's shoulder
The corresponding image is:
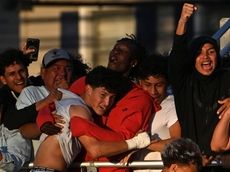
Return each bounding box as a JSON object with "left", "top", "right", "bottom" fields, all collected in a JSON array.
[
  {"left": 117, "top": 85, "right": 153, "bottom": 107},
  {"left": 127, "top": 85, "right": 152, "bottom": 99},
  {"left": 0, "top": 85, "right": 10, "bottom": 94},
  {"left": 69, "top": 76, "right": 86, "bottom": 95},
  {"left": 20, "top": 85, "right": 47, "bottom": 98},
  {"left": 0, "top": 85, "right": 13, "bottom": 103},
  {"left": 23, "top": 85, "right": 45, "bottom": 91}
]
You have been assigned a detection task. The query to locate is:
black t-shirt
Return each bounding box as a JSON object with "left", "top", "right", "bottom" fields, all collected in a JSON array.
[{"left": 0, "top": 81, "right": 38, "bottom": 130}]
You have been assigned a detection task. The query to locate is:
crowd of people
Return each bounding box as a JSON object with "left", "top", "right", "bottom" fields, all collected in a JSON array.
[{"left": 0, "top": 2, "right": 229, "bottom": 172}]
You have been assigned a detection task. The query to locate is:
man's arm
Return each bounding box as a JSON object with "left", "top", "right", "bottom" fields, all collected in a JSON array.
[
  {"left": 19, "top": 123, "right": 41, "bottom": 139},
  {"left": 176, "top": 3, "right": 197, "bottom": 35},
  {"left": 147, "top": 121, "right": 181, "bottom": 151},
  {"left": 35, "top": 88, "right": 62, "bottom": 111},
  {"left": 77, "top": 132, "right": 150, "bottom": 159},
  {"left": 3, "top": 104, "right": 37, "bottom": 130},
  {"left": 168, "top": 3, "right": 197, "bottom": 90},
  {"left": 211, "top": 111, "right": 230, "bottom": 152},
  {"left": 70, "top": 116, "right": 124, "bottom": 141}
]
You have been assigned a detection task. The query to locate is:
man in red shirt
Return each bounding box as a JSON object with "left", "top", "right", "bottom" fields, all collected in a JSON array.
[
  {"left": 69, "top": 36, "right": 159, "bottom": 172},
  {"left": 38, "top": 36, "right": 159, "bottom": 172}
]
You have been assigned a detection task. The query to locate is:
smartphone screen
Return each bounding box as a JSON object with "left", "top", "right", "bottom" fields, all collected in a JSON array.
[{"left": 26, "top": 38, "right": 40, "bottom": 61}]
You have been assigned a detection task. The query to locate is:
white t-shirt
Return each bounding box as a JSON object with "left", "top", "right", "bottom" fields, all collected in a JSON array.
[
  {"left": 134, "top": 95, "right": 178, "bottom": 172},
  {"left": 16, "top": 85, "right": 49, "bottom": 109},
  {"left": 16, "top": 86, "right": 90, "bottom": 166},
  {"left": 150, "top": 95, "right": 178, "bottom": 140}
]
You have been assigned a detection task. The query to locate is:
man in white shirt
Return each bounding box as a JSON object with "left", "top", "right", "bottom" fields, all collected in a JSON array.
[{"left": 131, "top": 54, "right": 181, "bottom": 172}]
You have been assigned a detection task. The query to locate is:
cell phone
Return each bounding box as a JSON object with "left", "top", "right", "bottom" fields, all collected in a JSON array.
[{"left": 26, "top": 38, "right": 40, "bottom": 61}]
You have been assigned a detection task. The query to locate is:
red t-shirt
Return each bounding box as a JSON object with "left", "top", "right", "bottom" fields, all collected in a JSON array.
[
  {"left": 38, "top": 76, "right": 159, "bottom": 172},
  {"left": 69, "top": 77, "right": 158, "bottom": 172}
]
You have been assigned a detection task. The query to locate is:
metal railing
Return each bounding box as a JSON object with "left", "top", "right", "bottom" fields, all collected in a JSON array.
[
  {"left": 21, "top": 159, "right": 226, "bottom": 172},
  {"left": 212, "top": 18, "right": 230, "bottom": 57}
]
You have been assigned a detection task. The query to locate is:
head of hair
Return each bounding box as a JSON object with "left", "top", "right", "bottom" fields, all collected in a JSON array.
[
  {"left": 161, "top": 138, "right": 202, "bottom": 171},
  {"left": 86, "top": 66, "right": 132, "bottom": 100},
  {"left": 0, "top": 48, "right": 29, "bottom": 76},
  {"left": 117, "top": 34, "right": 146, "bottom": 79},
  {"left": 68, "top": 53, "right": 90, "bottom": 83},
  {"left": 189, "top": 36, "right": 220, "bottom": 67},
  {"left": 137, "top": 53, "right": 168, "bottom": 81}
]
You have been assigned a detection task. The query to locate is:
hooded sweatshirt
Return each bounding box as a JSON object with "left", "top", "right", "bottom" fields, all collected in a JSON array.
[{"left": 168, "top": 33, "right": 230, "bottom": 156}]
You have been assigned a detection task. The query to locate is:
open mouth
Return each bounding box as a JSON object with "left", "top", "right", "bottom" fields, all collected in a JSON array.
[
  {"left": 201, "top": 61, "right": 212, "bottom": 70},
  {"left": 15, "top": 81, "right": 25, "bottom": 86}
]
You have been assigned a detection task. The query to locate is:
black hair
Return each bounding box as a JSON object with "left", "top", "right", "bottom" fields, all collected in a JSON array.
[
  {"left": 161, "top": 138, "right": 203, "bottom": 171},
  {"left": 137, "top": 53, "right": 168, "bottom": 81},
  {"left": 189, "top": 36, "right": 221, "bottom": 67},
  {"left": 0, "top": 48, "right": 29, "bottom": 76},
  {"left": 117, "top": 34, "right": 147, "bottom": 80},
  {"left": 86, "top": 66, "right": 132, "bottom": 100},
  {"left": 68, "top": 53, "right": 90, "bottom": 83}
]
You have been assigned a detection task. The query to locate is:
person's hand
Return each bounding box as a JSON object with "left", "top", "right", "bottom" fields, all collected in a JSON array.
[
  {"left": 126, "top": 132, "right": 150, "bottom": 150},
  {"left": 46, "top": 89, "right": 63, "bottom": 103},
  {"left": 40, "top": 122, "right": 62, "bottom": 135},
  {"left": 54, "top": 78, "right": 69, "bottom": 89},
  {"left": 176, "top": 3, "right": 197, "bottom": 35},
  {"left": 21, "top": 42, "right": 35, "bottom": 56},
  {"left": 179, "top": 3, "right": 197, "bottom": 23},
  {"left": 53, "top": 114, "right": 65, "bottom": 125},
  {"left": 217, "top": 97, "right": 230, "bottom": 119},
  {"left": 202, "top": 155, "right": 213, "bottom": 166}
]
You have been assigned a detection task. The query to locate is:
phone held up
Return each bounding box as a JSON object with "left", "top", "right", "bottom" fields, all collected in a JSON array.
[{"left": 26, "top": 38, "right": 40, "bottom": 62}]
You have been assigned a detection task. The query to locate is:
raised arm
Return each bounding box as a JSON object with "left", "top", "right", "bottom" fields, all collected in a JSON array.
[
  {"left": 168, "top": 3, "right": 197, "bottom": 90},
  {"left": 176, "top": 3, "right": 197, "bottom": 35}
]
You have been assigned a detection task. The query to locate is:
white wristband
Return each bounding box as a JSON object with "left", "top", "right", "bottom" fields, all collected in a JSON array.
[
  {"left": 125, "top": 132, "right": 151, "bottom": 150},
  {"left": 125, "top": 139, "right": 137, "bottom": 150}
]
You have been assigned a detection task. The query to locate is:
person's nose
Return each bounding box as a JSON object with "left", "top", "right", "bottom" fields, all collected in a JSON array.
[
  {"left": 103, "top": 96, "right": 112, "bottom": 107},
  {"left": 58, "top": 67, "right": 67, "bottom": 77},
  {"left": 150, "top": 86, "right": 158, "bottom": 95},
  {"left": 201, "top": 51, "right": 209, "bottom": 59},
  {"left": 15, "top": 72, "right": 23, "bottom": 80},
  {"left": 111, "top": 48, "right": 119, "bottom": 57}
]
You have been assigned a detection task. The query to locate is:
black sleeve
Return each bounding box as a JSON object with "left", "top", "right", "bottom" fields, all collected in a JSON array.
[
  {"left": 3, "top": 103, "right": 38, "bottom": 130},
  {"left": 28, "top": 75, "right": 44, "bottom": 86},
  {"left": 168, "top": 34, "right": 191, "bottom": 91}
]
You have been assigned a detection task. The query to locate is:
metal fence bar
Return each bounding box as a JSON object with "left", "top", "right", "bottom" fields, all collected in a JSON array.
[
  {"left": 22, "top": 159, "right": 224, "bottom": 171},
  {"left": 220, "top": 42, "right": 230, "bottom": 57},
  {"left": 75, "top": 160, "right": 164, "bottom": 169},
  {"left": 22, "top": 161, "right": 164, "bottom": 170},
  {"left": 212, "top": 18, "right": 230, "bottom": 57},
  {"left": 212, "top": 18, "right": 230, "bottom": 40}
]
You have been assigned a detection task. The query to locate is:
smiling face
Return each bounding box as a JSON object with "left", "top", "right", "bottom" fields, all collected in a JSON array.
[
  {"left": 0, "top": 61, "right": 28, "bottom": 93},
  {"left": 85, "top": 85, "right": 116, "bottom": 115},
  {"left": 195, "top": 43, "right": 218, "bottom": 76}
]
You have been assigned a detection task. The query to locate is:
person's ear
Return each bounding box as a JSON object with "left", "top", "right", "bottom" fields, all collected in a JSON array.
[
  {"left": 40, "top": 67, "right": 46, "bottom": 80},
  {"left": 85, "top": 84, "right": 93, "bottom": 96},
  {"left": 169, "top": 164, "right": 178, "bottom": 172},
  {"left": 130, "top": 59, "right": 138, "bottom": 68},
  {"left": 0, "top": 76, "right": 7, "bottom": 85}
]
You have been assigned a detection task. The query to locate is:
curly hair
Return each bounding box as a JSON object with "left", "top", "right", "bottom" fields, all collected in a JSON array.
[{"left": 0, "top": 48, "right": 29, "bottom": 76}]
